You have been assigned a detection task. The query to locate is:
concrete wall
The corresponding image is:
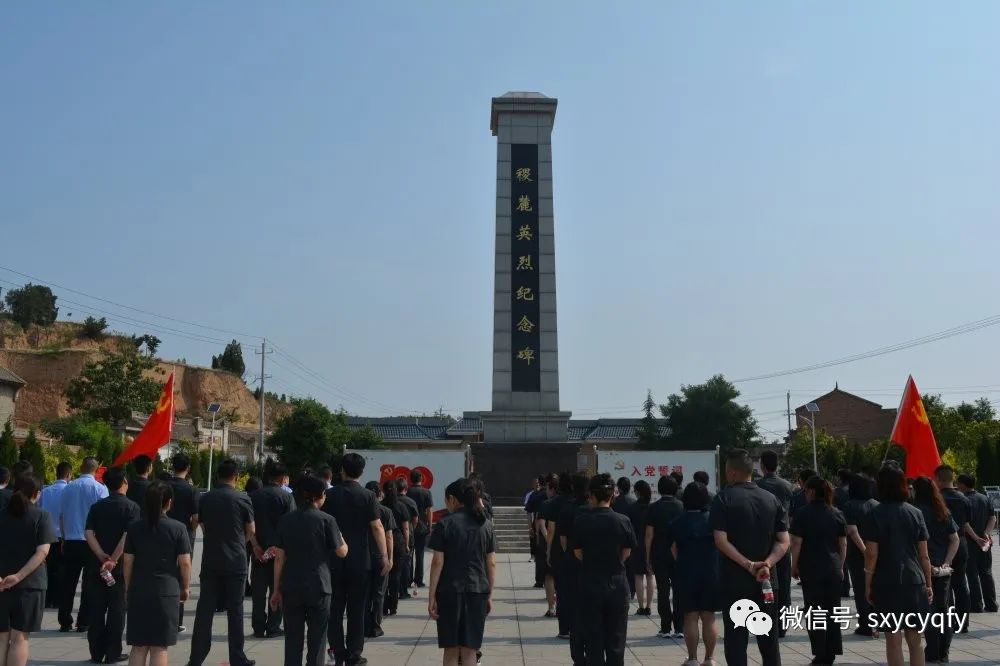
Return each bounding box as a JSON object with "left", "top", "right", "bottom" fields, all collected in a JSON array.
[{"left": 0, "top": 384, "right": 17, "bottom": 427}]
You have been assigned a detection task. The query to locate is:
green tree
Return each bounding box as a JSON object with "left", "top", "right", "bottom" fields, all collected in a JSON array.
[
  {"left": 43, "top": 415, "right": 122, "bottom": 465},
  {"left": 64, "top": 344, "right": 162, "bottom": 422},
  {"left": 659, "top": 375, "right": 757, "bottom": 453},
  {"left": 636, "top": 389, "right": 662, "bottom": 450},
  {"left": 269, "top": 398, "right": 351, "bottom": 476},
  {"left": 347, "top": 425, "right": 384, "bottom": 450},
  {"left": 19, "top": 428, "right": 46, "bottom": 483},
  {"left": 130, "top": 334, "right": 161, "bottom": 357},
  {"left": 783, "top": 427, "right": 893, "bottom": 481},
  {"left": 212, "top": 340, "right": 246, "bottom": 378},
  {"left": 81, "top": 316, "right": 109, "bottom": 339},
  {"left": 0, "top": 420, "right": 18, "bottom": 469},
  {"left": 3, "top": 283, "right": 58, "bottom": 329}
]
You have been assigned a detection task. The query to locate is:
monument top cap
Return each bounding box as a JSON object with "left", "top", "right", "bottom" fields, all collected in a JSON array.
[{"left": 491, "top": 91, "right": 557, "bottom": 135}]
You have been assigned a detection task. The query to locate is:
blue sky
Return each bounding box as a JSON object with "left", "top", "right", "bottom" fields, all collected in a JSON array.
[{"left": 3, "top": 3, "right": 999, "bottom": 435}]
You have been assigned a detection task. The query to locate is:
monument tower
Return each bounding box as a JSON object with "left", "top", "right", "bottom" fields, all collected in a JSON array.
[{"left": 480, "top": 92, "right": 571, "bottom": 443}]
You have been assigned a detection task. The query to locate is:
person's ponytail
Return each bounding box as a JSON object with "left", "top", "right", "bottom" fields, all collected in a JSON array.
[
  {"left": 462, "top": 479, "right": 486, "bottom": 524},
  {"left": 8, "top": 473, "right": 41, "bottom": 518},
  {"left": 145, "top": 481, "right": 173, "bottom": 527}
]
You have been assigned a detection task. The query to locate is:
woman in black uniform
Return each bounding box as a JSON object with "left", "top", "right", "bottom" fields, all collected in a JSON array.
[
  {"left": 863, "top": 464, "right": 933, "bottom": 666},
  {"left": 382, "top": 480, "right": 410, "bottom": 617},
  {"left": 123, "top": 481, "right": 193, "bottom": 666},
  {"left": 627, "top": 480, "right": 654, "bottom": 616},
  {"left": 271, "top": 474, "right": 347, "bottom": 666},
  {"left": 428, "top": 478, "right": 496, "bottom": 666},
  {"left": 0, "top": 473, "right": 53, "bottom": 666},
  {"left": 912, "top": 476, "right": 959, "bottom": 664},
  {"left": 572, "top": 473, "right": 637, "bottom": 666},
  {"left": 790, "top": 476, "right": 847, "bottom": 666},
  {"left": 843, "top": 474, "right": 878, "bottom": 637}
]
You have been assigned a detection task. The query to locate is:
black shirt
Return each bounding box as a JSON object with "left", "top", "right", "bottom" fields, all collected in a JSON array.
[
  {"left": 556, "top": 499, "right": 588, "bottom": 553},
  {"left": 400, "top": 494, "right": 419, "bottom": 529},
  {"left": 166, "top": 476, "right": 200, "bottom": 539},
  {"left": 789, "top": 488, "right": 807, "bottom": 524},
  {"left": 941, "top": 487, "right": 971, "bottom": 550},
  {"left": 541, "top": 495, "right": 572, "bottom": 559},
  {"left": 322, "top": 480, "right": 379, "bottom": 572},
  {"left": 917, "top": 504, "right": 958, "bottom": 567},
  {"left": 197, "top": 485, "right": 254, "bottom": 575},
  {"left": 627, "top": 501, "right": 651, "bottom": 548},
  {"left": 85, "top": 494, "right": 141, "bottom": 569},
  {"left": 408, "top": 486, "right": 433, "bottom": 528},
  {"left": 124, "top": 516, "right": 192, "bottom": 596},
  {"left": 834, "top": 485, "right": 850, "bottom": 510},
  {"left": 789, "top": 501, "right": 846, "bottom": 581},
  {"left": 861, "top": 500, "right": 929, "bottom": 587},
  {"left": 612, "top": 494, "right": 636, "bottom": 515},
  {"left": 372, "top": 503, "right": 397, "bottom": 567},
  {"left": 843, "top": 498, "right": 879, "bottom": 554},
  {"left": 571, "top": 506, "right": 636, "bottom": 579},
  {"left": 646, "top": 495, "right": 684, "bottom": 564},
  {"left": 524, "top": 489, "right": 547, "bottom": 515},
  {"left": 0, "top": 504, "right": 56, "bottom": 590},
  {"left": 250, "top": 484, "right": 296, "bottom": 550},
  {"left": 709, "top": 482, "right": 787, "bottom": 587},
  {"left": 0, "top": 487, "right": 13, "bottom": 513},
  {"left": 756, "top": 474, "right": 795, "bottom": 515},
  {"left": 965, "top": 490, "right": 992, "bottom": 536},
  {"left": 384, "top": 498, "right": 411, "bottom": 541},
  {"left": 126, "top": 476, "right": 151, "bottom": 512},
  {"left": 429, "top": 507, "right": 495, "bottom": 594},
  {"left": 275, "top": 506, "right": 345, "bottom": 598}
]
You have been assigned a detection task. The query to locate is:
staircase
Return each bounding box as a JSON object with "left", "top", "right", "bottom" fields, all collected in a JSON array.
[{"left": 492, "top": 506, "right": 531, "bottom": 554}]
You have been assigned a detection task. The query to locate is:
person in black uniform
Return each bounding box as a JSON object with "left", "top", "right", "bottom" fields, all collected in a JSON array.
[
  {"left": 834, "top": 470, "right": 851, "bottom": 598},
  {"left": 612, "top": 477, "right": 636, "bottom": 600},
  {"left": 862, "top": 464, "right": 933, "bottom": 666},
  {"left": 535, "top": 477, "right": 558, "bottom": 617},
  {"left": 692, "top": 471, "right": 714, "bottom": 502},
  {"left": 0, "top": 473, "right": 54, "bottom": 666},
  {"left": 322, "top": 452, "right": 389, "bottom": 666},
  {"left": 126, "top": 455, "right": 153, "bottom": 512},
  {"left": 188, "top": 459, "right": 258, "bottom": 666},
  {"left": 0, "top": 461, "right": 30, "bottom": 512},
  {"left": 541, "top": 473, "right": 573, "bottom": 638},
  {"left": 843, "top": 473, "right": 879, "bottom": 636},
  {"left": 408, "top": 470, "right": 433, "bottom": 589},
  {"left": 935, "top": 464, "right": 981, "bottom": 633},
  {"left": 756, "top": 450, "right": 796, "bottom": 637},
  {"left": 645, "top": 475, "right": 683, "bottom": 638},
  {"left": 396, "top": 478, "right": 418, "bottom": 600},
  {"left": 250, "top": 461, "right": 296, "bottom": 639},
  {"left": 627, "top": 480, "right": 654, "bottom": 616},
  {"left": 571, "top": 474, "right": 636, "bottom": 666},
  {"left": 272, "top": 475, "right": 348, "bottom": 666},
  {"left": 912, "top": 476, "right": 960, "bottom": 663},
  {"left": 789, "top": 476, "right": 846, "bottom": 666},
  {"left": 165, "top": 453, "right": 199, "bottom": 633},
  {"left": 957, "top": 474, "right": 997, "bottom": 613},
  {"left": 524, "top": 476, "right": 548, "bottom": 589},
  {"left": 710, "top": 449, "right": 788, "bottom": 666},
  {"left": 84, "top": 466, "right": 141, "bottom": 664},
  {"left": 789, "top": 469, "right": 815, "bottom": 523},
  {"left": 428, "top": 478, "right": 496, "bottom": 666},
  {"left": 244, "top": 476, "right": 263, "bottom": 598},
  {"left": 364, "top": 481, "right": 395, "bottom": 638},
  {"left": 382, "top": 480, "right": 411, "bottom": 617},
  {"left": 556, "top": 472, "right": 591, "bottom": 666},
  {"left": 123, "top": 480, "right": 192, "bottom": 666}
]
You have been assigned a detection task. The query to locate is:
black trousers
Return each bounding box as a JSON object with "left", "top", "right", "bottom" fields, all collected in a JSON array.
[
  {"left": 846, "top": 548, "right": 875, "bottom": 633},
  {"left": 966, "top": 539, "right": 998, "bottom": 612},
  {"left": 562, "top": 558, "right": 586, "bottom": 665},
  {"left": 653, "top": 563, "right": 682, "bottom": 633},
  {"left": 329, "top": 567, "right": 370, "bottom": 664},
  {"left": 802, "top": 575, "right": 843, "bottom": 662},
  {"left": 252, "top": 558, "right": 282, "bottom": 634},
  {"left": 722, "top": 581, "right": 781, "bottom": 666},
  {"left": 285, "top": 592, "right": 331, "bottom": 666},
  {"left": 413, "top": 530, "right": 428, "bottom": 585},
  {"left": 399, "top": 544, "right": 412, "bottom": 596},
  {"left": 189, "top": 572, "right": 250, "bottom": 666},
  {"left": 86, "top": 569, "right": 126, "bottom": 662},
  {"left": 384, "top": 548, "right": 403, "bottom": 614},
  {"left": 925, "top": 574, "right": 954, "bottom": 662},
  {"left": 179, "top": 530, "right": 196, "bottom": 629},
  {"left": 950, "top": 544, "right": 971, "bottom": 631},
  {"left": 59, "top": 540, "right": 91, "bottom": 629},
  {"left": 580, "top": 574, "right": 629, "bottom": 666},
  {"left": 366, "top": 571, "right": 388, "bottom": 636},
  {"left": 775, "top": 553, "right": 792, "bottom": 635},
  {"left": 45, "top": 540, "right": 65, "bottom": 608},
  {"left": 533, "top": 531, "right": 547, "bottom": 585},
  {"left": 554, "top": 561, "right": 571, "bottom": 636}
]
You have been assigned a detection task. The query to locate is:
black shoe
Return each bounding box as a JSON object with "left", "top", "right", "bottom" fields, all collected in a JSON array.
[
  {"left": 416, "top": 582, "right": 426, "bottom": 588},
  {"left": 90, "top": 659, "right": 103, "bottom": 664},
  {"left": 971, "top": 607, "right": 985, "bottom": 613},
  {"left": 348, "top": 659, "right": 367, "bottom": 666},
  {"left": 266, "top": 629, "right": 285, "bottom": 639},
  {"left": 106, "top": 656, "right": 130, "bottom": 664},
  {"left": 986, "top": 606, "right": 999, "bottom": 613},
  {"left": 253, "top": 631, "right": 266, "bottom": 638},
  {"left": 59, "top": 625, "right": 73, "bottom": 633},
  {"left": 533, "top": 582, "right": 544, "bottom": 588},
  {"left": 399, "top": 592, "right": 413, "bottom": 599},
  {"left": 76, "top": 625, "right": 89, "bottom": 632},
  {"left": 373, "top": 627, "right": 384, "bottom": 638}
]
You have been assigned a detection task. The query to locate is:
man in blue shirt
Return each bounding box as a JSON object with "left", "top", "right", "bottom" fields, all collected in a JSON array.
[
  {"left": 39, "top": 461, "right": 73, "bottom": 609},
  {"left": 57, "top": 456, "right": 109, "bottom": 632}
]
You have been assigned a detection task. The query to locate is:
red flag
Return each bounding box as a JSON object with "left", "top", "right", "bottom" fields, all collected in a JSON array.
[
  {"left": 113, "top": 373, "right": 174, "bottom": 467},
  {"left": 890, "top": 375, "right": 941, "bottom": 479}
]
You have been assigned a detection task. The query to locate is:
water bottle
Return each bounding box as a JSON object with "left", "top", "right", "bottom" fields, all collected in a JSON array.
[
  {"left": 261, "top": 547, "right": 276, "bottom": 562},
  {"left": 100, "top": 568, "right": 115, "bottom": 587},
  {"left": 761, "top": 578, "right": 774, "bottom": 605}
]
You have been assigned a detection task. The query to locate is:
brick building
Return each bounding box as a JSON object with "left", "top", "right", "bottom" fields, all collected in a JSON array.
[{"left": 791, "top": 386, "right": 897, "bottom": 445}]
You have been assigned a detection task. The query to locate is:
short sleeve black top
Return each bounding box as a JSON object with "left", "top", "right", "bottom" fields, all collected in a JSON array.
[
  {"left": 250, "top": 484, "right": 296, "bottom": 550},
  {"left": 384, "top": 498, "right": 410, "bottom": 538},
  {"left": 126, "top": 476, "right": 151, "bottom": 512},
  {"left": 541, "top": 494, "right": 572, "bottom": 557},
  {"left": 275, "top": 506, "right": 345, "bottom": 598},
  {"left": 0, "top": 488, "right": 13, "bottom": 513},
  {"left": 646, "top": 495, "right": 684, "bottom": 563},
  {"left": 408, "top": 486, "right": 433, "bottom": 525},
  {"left": 843, "top": 498, "right": 879, "bottom": 527},
  {"left": 709, "top": 482, "right": 787, "bottom": 586},
  {"left": 555, "top": 499, "right": 587, "bottom": 543},
  {"left": 627, "top": 500, "right": 651, "bottom": 546},
  {"left": 940, "top": 488, "right": 971, "bottom": 531},
  {"left": 668, "top": 510, "right": 717, "bottom": 577},
  {"left": 612, "top": 494, "right": 636, "bottom": 515},
  {"left": 916, "top": 504, "right": 958, "bottom": 567},
  {"left": 789, "top": 489, "right": 807, "bottom": 521},
  {"left": 322, "top": 480, "right": 379, "bottom": 572},
  {"left": 0, "top": 504, "right": 56, "bottom": 590},
  {"left": 756, "top": 475, "right": 795, "bottom": 514},
  {"left": 85, "top": 494, "right": 141, "bottom": 558},
  {"left": 789, "top": 502, "right": 846, "bottom": 581},
  {"left": 966, "top": 491, "right": 992, "bottom": 536},
  {"left": 429, "top": 508, "right": 495, "bottom": 594},
  {"left": 166, "top": 476, "right": 200, "bottom": 539},
  {"left": 197, "top": 485, "right": 254, "bottom": 575},
  {"left": 124, "top": 516, "right": 192, "bottom": 596},
  {"left": 571, "top": 506, "right": 636, "bottom": 579},
  {"left": 371, "top": 503, "right": 397, "bottom": 566},
  {"left": 400, "top": 495, "right": 418, "bottom": 524},
  {"left": 861, "top": 500, "right": 929, "bottom": 587}
]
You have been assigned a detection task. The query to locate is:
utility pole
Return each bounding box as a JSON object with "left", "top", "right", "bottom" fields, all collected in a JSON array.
[
  {"left": 254, "top": 339, "right": 272, "bottom": 463},
  {"left": 787, "top": 391, "right": 792, "bottom": 434}
]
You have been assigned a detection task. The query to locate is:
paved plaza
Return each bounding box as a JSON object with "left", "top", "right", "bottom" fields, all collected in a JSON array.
[{"left": 28, "top": 536, "right": 1000, "bottom": 665}]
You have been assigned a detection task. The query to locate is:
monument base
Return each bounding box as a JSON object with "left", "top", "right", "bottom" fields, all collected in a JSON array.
[
  {"left": 479, "top": 410, "right": 572, "bottom": 443},
  {"left": 472, "top": 440, "right": 581, "bottom": 505}
]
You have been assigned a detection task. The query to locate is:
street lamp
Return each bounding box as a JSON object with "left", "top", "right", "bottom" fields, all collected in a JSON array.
[
  {"left": 206, "top": 403, "right": 221, "bottom": 490},
  {"left": 797, "top": 402, "right": 821, "bottom": 473}
]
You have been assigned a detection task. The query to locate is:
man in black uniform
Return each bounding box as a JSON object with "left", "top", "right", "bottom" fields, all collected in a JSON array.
[
  {"left": 407, "top": 469, "right": 434, "bottom": 589},
  {"left": 572, "top": 473, "right": 636, "bottom": 666},
  {"left": 364, "top": 481, "right": 395, "bottom": 638},
  {"left": 541, "top": 473, "right": 574, "bottom": 639},
  {"left": 958, "top": 473, "right": 997, "bottom": 613},
  {"left": 645, "top": 475, "right": 683, "bottom": 638},
  {"left": 557, "top": 472, "right": 590, "bottom": 665},
  {"left": 693, "top": 471, "right": 714, "bottom": 502},
  {"left": 936, "top": 464, "right": 981, "bottom": 632},
  {"left": 756, "top": 450, "right": 796, "bottom": 637},
  {"left": 84, "top": 466, "right": 140, "bottom": 664},
  {"left": 711, "top": 448, "right": 788, "bottom": 666},
  {"left": 612, "top": 477, "right": 635, "bottom": 515},
  {"left": 250, "top": 461, "right": 295, "bottom": 638},
  {"left": 524, "top": 476, "right": 549, "bottom": 588},
  {"left": 322, "top": 452, "right": 389, "bottom": 666},
  {"left": 396, "top": 478, "right": 418, "bottom": 599},
  {"left": 166, "top": 453, "right": 199, "bottom": 633},
  {"left": 126, "top": 454, "right": 153, "bottom": 511},
  {"left": 188, "top": 459, "right": 258, "bottom": 666}
]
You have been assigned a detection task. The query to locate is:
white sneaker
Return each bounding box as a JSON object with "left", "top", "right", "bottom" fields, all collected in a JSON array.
[
  {"left": 701, "top": 660, "right": 717, "bottom": 666},
  {"left": 682, "top": 659, "right": 700, "bottom": 666},
  {"left": 657, "top": 630, "right": 671, "bottom": 638},
  {"left": 673, "top": 631, "right": 685, "bottom": 639},
  {"left": 326, "top": 649, "right": 338, "bottom": 666}
]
